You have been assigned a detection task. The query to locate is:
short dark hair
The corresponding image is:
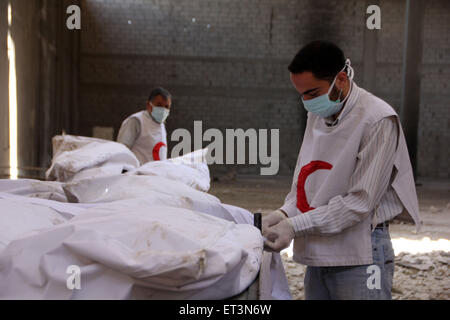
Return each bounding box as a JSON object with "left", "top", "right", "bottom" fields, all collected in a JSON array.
[
  {"left": 288, "top": 40, "right": 346, "bottom": 82},
  {"left": 148, "top": 87, "right": 172, "bottom": 102}
]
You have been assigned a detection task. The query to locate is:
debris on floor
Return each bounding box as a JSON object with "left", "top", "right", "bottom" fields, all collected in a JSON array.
[{"left": 282, "top": 251, "right": 450, "bottom": 300}]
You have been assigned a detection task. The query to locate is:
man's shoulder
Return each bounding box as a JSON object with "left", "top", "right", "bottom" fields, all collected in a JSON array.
[
  {"left": 128, "top": 110, "right": 145, "bottom": 119},
  {"left": 357, "top": 87, "right": 398, "bottom": 122},
  {"left": 120, "top": 112, "right": 142, "bottom": 133},
  {"left": 122, "top": 110, "right": 145, "bottom": 125}
]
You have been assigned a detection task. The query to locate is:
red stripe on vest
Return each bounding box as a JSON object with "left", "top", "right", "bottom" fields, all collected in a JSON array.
[
  {"left": 152, "top": 142, "right": 166, "bottom": 161},
  {"left": 296, "top": 161, "right": 333, "bottom": 213}
]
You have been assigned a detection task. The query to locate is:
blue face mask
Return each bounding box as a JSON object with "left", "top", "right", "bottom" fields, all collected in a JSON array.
[
  {"left": 151, "top": 106, "right": 170, "bottom": 123},
  {"left": 301, "top": 59, "right": 354, "bottom": 118}
]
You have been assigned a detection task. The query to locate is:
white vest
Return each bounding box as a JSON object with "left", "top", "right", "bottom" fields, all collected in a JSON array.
[
  {"left": 292, "top": 83, "right": 421, "bottom": 266},
  {"left": 122, "top": 111, "right": 167, "bottom": 165}
]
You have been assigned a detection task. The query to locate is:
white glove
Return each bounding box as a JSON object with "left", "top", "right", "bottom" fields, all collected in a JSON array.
[
  {"left": 262, "top": 209, "right": 287, "bottom": 234},
  {"left": 263, "top": 219, "right": 295, "bottom": 253}
]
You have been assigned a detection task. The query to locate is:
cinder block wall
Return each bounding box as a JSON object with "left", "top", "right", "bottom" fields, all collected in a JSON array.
[
  {"left": 79, "top": 0, "right": 449, "bottom": 178},
  {"left": 418, "top": 0, "right": 449, "bottom": 179}
]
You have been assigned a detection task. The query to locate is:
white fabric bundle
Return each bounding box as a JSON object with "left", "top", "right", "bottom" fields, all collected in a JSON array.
[
  {"left": 46, "top": 135, "right": 140, "bottom": 182},
  {"left": 62, "top": 175, "right": 218, "bottom": 204},
  {"left": 45, "top": 135, "right": 211, "bottom": 193},
  {"left": 0, "top": 199, "right": 262, "bottom": 300},
  {"left": 128, "top": 148, "right": 211, "bottom": 192}
]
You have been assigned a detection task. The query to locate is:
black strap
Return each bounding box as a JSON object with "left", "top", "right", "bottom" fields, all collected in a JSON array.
[{"left": 372, "top": 221, "right": 389, "bottom": 230}]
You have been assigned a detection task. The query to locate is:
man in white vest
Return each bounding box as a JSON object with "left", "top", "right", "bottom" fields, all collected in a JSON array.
[
  {"left": 263, "top": 41, "right": 421, "bottom": 300},
  {"left": 117, "top": 87, "right": 171, "bottom": 165}
]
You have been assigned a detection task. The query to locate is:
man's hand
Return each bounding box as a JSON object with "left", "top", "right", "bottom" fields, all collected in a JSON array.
[
  {"left": 262, "top": 209, "right": 288, "bottom": 234},
  {"left": 263, "top": 219, "right": 295, "bottom": 253}
]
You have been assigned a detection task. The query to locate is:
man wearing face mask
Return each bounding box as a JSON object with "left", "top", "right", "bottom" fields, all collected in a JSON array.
[
  {"left": 117, "top": 87, "right": 171, "bottom": 164},
  {"left": 263, "top": 41, "right": 421, "bottom": 299}
]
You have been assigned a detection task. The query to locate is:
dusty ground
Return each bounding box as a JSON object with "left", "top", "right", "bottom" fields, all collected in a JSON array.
[{"left": 209, "top": 175, "right": 450, "bottom": 300}]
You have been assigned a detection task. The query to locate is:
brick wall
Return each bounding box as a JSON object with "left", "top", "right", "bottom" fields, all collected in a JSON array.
[
  {"left": 79, "top": 0, "right": 449, "bottom": 178},
  {"left": 418, "top": 0, "right": 450, "bottom": 179}
]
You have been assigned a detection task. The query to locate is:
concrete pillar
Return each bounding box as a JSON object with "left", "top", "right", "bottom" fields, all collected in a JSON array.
[
  {"left": 0, "top": 0, "right": 81, "bottom": 177},
  {"left": 400, "top": 0, "right": 425, "bottom": 178},
  {"left": 37, "top": 0, "right": 80, "bottom": 169},
  {"left": 10, "top": 0, "right": 42, "bottom": 177},
  {"left": 37, "top": 0, "right": 54, "bottom": 169},
  {"left": 0, "top": 0, "right": 9, "bottom": 175}
]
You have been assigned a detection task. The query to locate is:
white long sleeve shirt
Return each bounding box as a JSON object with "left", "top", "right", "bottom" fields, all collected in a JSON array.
[{"left": 281, "top": 116, "right": 404, "bottom": 236}]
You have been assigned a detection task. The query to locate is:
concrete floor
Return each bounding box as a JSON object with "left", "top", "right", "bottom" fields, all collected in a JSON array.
[{"left": 209, "top": 175, "right": 450, "bottom": 300}]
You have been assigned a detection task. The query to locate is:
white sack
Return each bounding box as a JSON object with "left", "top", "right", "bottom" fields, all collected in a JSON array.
[
  {"left": 98, "top": 196, "right": 292, "bottom": 300},
  {"left": 0, "top": 198, "right": 69, "bottom": 250},
  {"left": 46, "top": 135, "right": 139, "bottom": 182},
  {"left": 63, "top": 175, "right": 219, "bottom": 204},
  {"left": 128, "top": 148, "right": 210, "bottom": 192},
  {"left": 176, "top": 200, "right": 292, "bottom": 300},
  {"left": 0, "top": 201, "right": 263, "bottom": 299}
]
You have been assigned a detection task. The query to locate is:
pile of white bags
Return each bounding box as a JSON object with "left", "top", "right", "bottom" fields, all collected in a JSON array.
[
  {"left": 0, "top": 135, "right": 291, "bottom": 300},
  {"left": 45, "top": 135, "right": 211, "bottom": 193}
]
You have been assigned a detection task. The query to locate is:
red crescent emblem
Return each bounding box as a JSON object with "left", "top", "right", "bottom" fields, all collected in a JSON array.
[
  {"left": 296, "top": 161, "right": 333, "bottom": 213},
  {"left": 152, "top": 142, "right": 166, "bottom": 161}
]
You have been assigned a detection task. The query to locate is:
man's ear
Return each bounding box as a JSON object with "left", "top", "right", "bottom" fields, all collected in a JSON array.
[
  {"left": 335, "top": 71, "right": 348, "bottom": 90},
  {"left": 146, "top": 101, "right": 152, "bottom": 112}
]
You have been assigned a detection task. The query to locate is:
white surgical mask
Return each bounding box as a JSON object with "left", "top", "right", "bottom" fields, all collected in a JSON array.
[{"left": 150, "top": 105, "right": 170, "bottom": 123}]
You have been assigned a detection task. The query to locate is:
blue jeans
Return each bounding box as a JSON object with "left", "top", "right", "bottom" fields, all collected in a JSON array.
[{"left": 304, "top": 227, "right": 395, "bottom": 300}]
